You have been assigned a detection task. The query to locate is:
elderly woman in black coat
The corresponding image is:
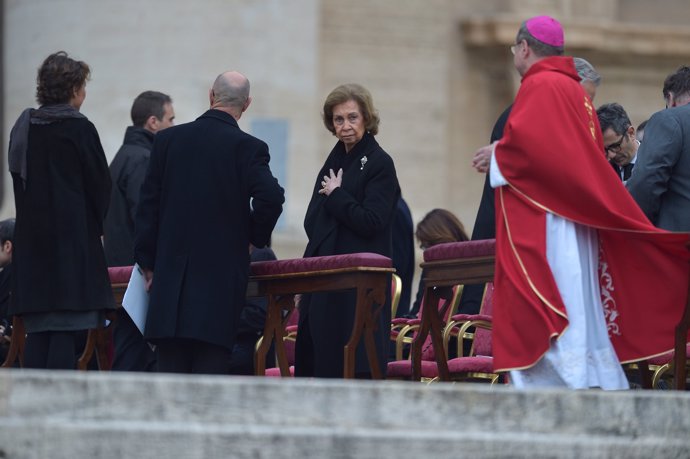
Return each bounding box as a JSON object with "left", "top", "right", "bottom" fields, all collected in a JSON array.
[
  {"left": 295, "top": 84, "right": 400, "bottom": 378},
  {"left": 7, "top": 51, "right": 114, "bottom": 369}
]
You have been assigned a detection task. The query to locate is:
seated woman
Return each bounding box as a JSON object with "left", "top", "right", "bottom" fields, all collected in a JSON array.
[
  {"left": 295, "top": 83, "right": 400, "bottom": 379},
  {"left": 408, "top": 209, "right": 469, "bottom": 318}
]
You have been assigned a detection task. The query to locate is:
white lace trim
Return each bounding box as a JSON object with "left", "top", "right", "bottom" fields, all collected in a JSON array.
[{"left": 510, "top": 344, "right": 628, "bottom": 390}]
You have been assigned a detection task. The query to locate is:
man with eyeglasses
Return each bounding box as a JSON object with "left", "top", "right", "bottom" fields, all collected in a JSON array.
[
  {"left": 627, "top": 66, "right": 690, "bottom": 231},
  {"left": 596, "top": 103, "right": 639, "bottom": 182},
  {"left": 470, "top": 15, "right": 690, "bottom": 390}
]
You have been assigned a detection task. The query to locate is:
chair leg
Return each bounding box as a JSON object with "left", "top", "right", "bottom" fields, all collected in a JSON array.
[
  {"left": 77, "top": 329, "right": 97, "bottom": 370},
  {"left": 94, "top": 326, "right": 113, "bottom": 371},
  {"left": 637, "top": 360, "right": 653, "bottom": 389},
  {"left": 1, "top": 316, "right": 25, "bottom": 368}
]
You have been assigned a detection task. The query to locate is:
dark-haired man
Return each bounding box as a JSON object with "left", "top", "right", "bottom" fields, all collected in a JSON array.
[
  {"left": 105, "top": 90, "right": 174, "bottom": 371},
  {"left": 105, "top": 91, "right": 174, "bottom": 267},
  {"left": 596, "top": 102, "right": 638, "bottom": 182},
  {"left": 627, "top": 66, "right": 690, "bottom": 230}
]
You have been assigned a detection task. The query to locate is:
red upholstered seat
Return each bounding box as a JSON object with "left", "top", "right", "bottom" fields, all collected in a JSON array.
[
  {"left": 250, "top": 253, "right": 392, "bottom": 276},
  {"left": 108, "top": 265, "right": 134, "bottom": 284},
  {"left": 447, "top": 356, "right": 493, "bottom": 373},
  {"left": 266, "top": 366, "right": 295, "bottom": 377},
  {"left": 387, "top": 360, "right": 439, "bottom": 379},
  {"left": 388, "top": 286, "right": 463, "bottom": 376},
  {"left": 647, "top": 344, "right": 690, "bottom": 366},
  {"left": 624, "top": 343, "right": 690, "bottom": 388},
  {"left": 423, "top": 239, "right": 495, "bottom": 263},
  {"left": 441, "top": 283, "right": 501, "bottom": 384}
]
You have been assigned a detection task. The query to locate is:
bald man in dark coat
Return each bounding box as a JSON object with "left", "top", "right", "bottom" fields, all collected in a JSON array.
[{"left": 135, "top": 71, "right": 284, "bottom": 374}]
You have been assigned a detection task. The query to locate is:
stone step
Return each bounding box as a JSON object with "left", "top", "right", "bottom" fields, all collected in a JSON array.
[{"left": 1, "top": 370, "right": 689, "bottom": 458}]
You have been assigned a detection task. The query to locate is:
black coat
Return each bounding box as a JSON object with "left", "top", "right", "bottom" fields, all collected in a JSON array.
[
  {"left": 135, "top": 110, "right": 284, "bottom": 351},
  {"left": 296, "top": 133, "right": 400, "bottom": 377},
  {"left": 10, "top": 118, "right": 114, "bottom": 315},
  {"left": 392, "top": 197, "right": 414, "bottom": 316},
  {"left": 454, "top": 104, "right": 513, "bottom": 317},
  {"left": 104, "top": 126, "right": 154, "bottom": 267}
]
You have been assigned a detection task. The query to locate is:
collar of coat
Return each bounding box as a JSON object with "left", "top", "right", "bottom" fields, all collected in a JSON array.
[{"left": 198, "top": 109, "right": 240, "bottom": 128}]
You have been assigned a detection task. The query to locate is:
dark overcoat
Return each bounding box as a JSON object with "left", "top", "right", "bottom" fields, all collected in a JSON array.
[
  {"left": 296, "top": 132, "right": 400, "bottom": 377},
  {"left": 104, "top": 126, "right": 154, "bottom": 267},
  {"left": 10, "top": 118, "right": 115, "bottom": 315},
  {"left": 135, "top": 110, "right": 284, "bottom": 351}
]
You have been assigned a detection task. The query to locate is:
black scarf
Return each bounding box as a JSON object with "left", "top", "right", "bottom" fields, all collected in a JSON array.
[{"left": 8, "top": 104, "right": 86, "bottom": 189}]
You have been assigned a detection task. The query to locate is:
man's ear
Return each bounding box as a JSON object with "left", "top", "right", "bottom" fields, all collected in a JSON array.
[
  {"left": 144, "top": 115, "right": 159, "bottom": 133},
  {"left": 242, "top": 96, "right": 252, "bottom": 113},
  {"left": 4, "top": 240, "right": 12, "bottom": 255}
]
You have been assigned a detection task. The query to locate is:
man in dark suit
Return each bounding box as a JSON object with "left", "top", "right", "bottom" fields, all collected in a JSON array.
[
  {"left": 105, "top": 91, "right": 175, "bottom": 267},
  {"left": 105, "top": 90, "right": 175, "bottom": 372},
  {"left": 627, "top": 66, "right": 690, "bottom": 231},
  {"left": 392, "top": 196, "right": 414, "bottom": 317},
  {"left": 135, "top": 71, "right": 284, "bottom": 374},
  {"left": 596, "top": 103, "right": 638, "bottom": 182}
]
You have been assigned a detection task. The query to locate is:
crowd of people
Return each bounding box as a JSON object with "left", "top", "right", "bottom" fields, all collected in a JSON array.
[{"left": 2, "top": 13, "right": 690, "bottom": 389}]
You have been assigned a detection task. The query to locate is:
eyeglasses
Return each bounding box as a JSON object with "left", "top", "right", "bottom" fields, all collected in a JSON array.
[
  {"left": 510, "top": 40, "right": 523, "bottom": 55},
  {"left": 604, "top": 133, "right": 626, "bottom": 154}
]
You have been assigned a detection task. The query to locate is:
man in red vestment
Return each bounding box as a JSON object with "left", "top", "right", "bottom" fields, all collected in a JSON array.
[{"left": 472, "top": 16, "right": 690, "bottom": 389}]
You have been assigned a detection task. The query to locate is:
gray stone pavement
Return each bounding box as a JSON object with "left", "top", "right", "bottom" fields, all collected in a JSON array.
[{"left": 0, "top": 370, "right": 689, "bottom": 458}]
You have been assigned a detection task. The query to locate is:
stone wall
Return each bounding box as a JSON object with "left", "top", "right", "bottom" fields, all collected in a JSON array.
[{"left": 3, "top": 0, "right": 690, "bottom": 265}]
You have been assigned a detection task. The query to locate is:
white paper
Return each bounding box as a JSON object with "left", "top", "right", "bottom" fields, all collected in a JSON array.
[{"left": 122, "top": 264, "right": 150, "bottom": 336}]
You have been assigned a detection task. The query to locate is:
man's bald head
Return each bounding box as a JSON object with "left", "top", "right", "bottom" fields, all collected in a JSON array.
[{"left": 210, "top": 71, "right": 251, "bottom": 118}]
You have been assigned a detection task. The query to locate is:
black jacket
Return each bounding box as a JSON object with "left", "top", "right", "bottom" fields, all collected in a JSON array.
[
  {"left": 392, "top": 197, "right": 414, "bottom": 316},
  {"left": 10, "top": 117, "right": 114, "bottom": 315},
  {"left": 104, "top": 126, "right": 155, "bottom": 267},
  {"left": 450, "top": 104, "right": 513, "bottom": 318},
  {"left": 296, "top": 133, "right": 400, "bottom": 377},
  {"left": 135, "top": 110, "right": 284, "bottom": 351}
]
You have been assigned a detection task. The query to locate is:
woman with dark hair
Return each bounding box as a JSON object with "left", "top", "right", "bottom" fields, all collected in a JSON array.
[
  {"left": 7, "top": 51, "right": 114, "bottom": 369},
  {"left": 296, "top": 83, "right": 400, "bottom": 378},
  {"left": 408, "top": 209, "right": 469, "bottom": 317}
]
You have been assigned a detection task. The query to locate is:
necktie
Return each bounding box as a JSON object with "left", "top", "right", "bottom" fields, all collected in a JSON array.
[{"left": 622, "top": 163, "right": 634, "bottom": 181}]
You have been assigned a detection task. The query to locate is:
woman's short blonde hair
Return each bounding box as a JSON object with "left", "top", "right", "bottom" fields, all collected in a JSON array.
[{"left": 322, "top": 83, "right": 380, "bottom": 136}]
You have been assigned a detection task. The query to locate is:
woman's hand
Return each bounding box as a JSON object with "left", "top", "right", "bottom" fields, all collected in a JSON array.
[{"left": 319, "top": 168, "right": 343, "bottom": 196}]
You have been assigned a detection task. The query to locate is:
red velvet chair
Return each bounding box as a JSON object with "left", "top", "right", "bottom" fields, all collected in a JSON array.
[
  {"left": 624, "top": 344, "right": 690, "bottom": 389},
  {"left": 387, "top": 285, "right": 463, "bottom": 381},
  {"left": 264, "top": 307, "right": 299, "bottom": 377},
  {"left": 442, "top": 283, "right": 500, "bottom": 384},
  {"left": 409, "top": 239, "right": 495, "bottom": 382},
  {"left": 1, "top": 316, "right": 25, "bottom": 368},
  {"left": 77, "top": 265, "right": 132, "bottom": 371}
]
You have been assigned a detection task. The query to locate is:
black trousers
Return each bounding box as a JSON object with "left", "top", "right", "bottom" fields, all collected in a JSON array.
[
  {"left": 156, "top": 338, "right": 231, "bottom": 375},
  {"left": 24, "top": 331, "right": 79, "bottom": 369},
  {"left": 112, "top": 308, "right": 157, "bottom": 372}
]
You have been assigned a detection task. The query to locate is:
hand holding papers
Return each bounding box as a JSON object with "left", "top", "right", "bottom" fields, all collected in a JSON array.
[{"left": 122, "top": 264, "right": 150, "bottom": 335}]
